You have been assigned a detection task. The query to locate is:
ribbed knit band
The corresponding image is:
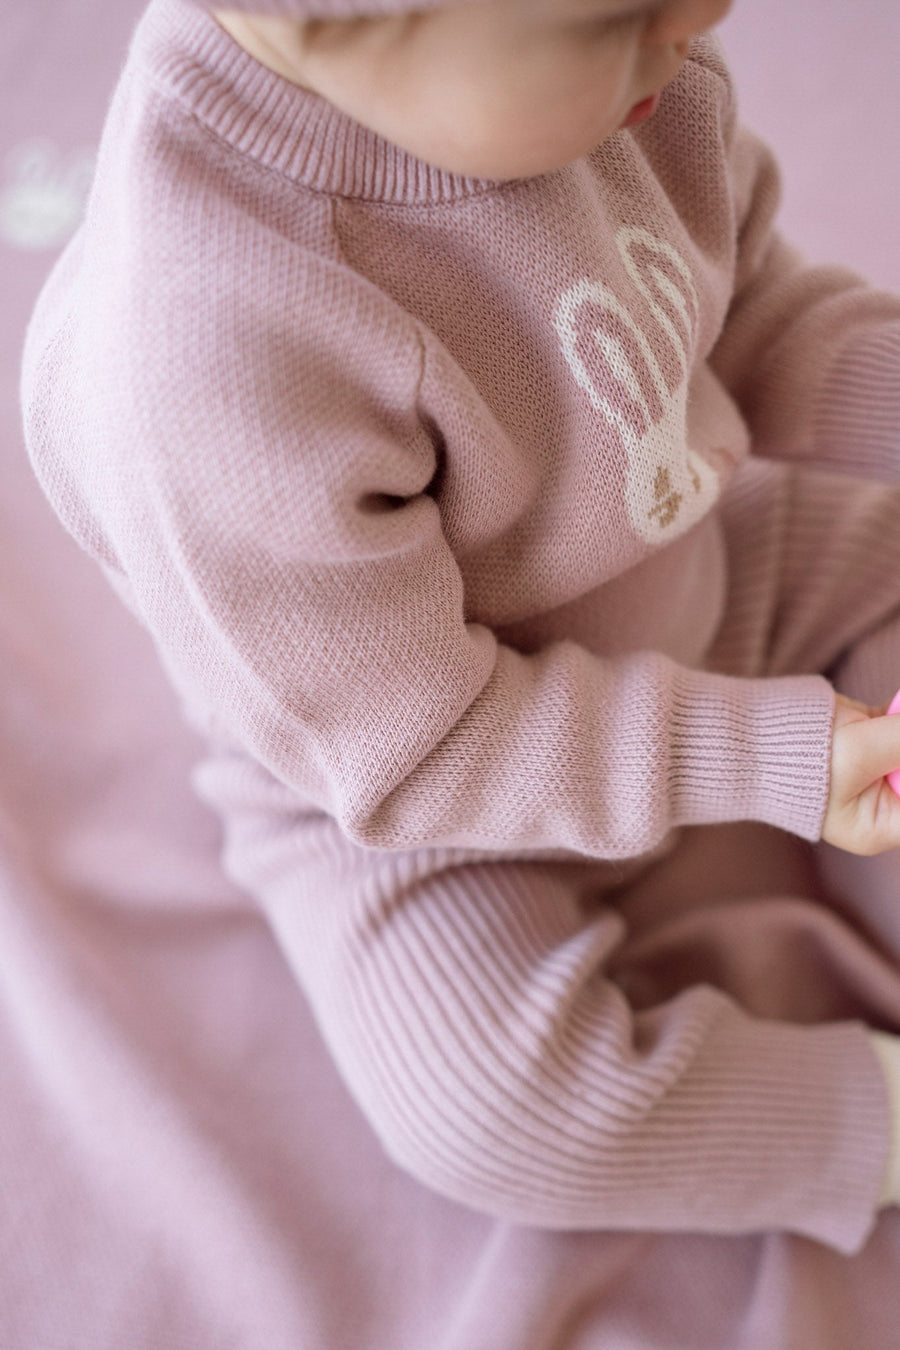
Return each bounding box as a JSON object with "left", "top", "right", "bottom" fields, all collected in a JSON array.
[
  {"left": 669, "top": 666, "right": 835, "bottom": 842},
  {"left": 147, "top": 0, "right": 500, "bottom": 203}
]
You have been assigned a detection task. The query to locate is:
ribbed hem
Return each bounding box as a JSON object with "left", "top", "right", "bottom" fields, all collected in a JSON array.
[
  {"left": 669, "top": 666, "right": 835, "bottom": 841},
  {"left": 666, "top": 1010, "right": 889, "bottom": 1255},
  {"left": 814, "top": 323, "right": 900, "bottom": 481},
  {"left": 141, "top": 0, "right": 505, "bottom": 204}
]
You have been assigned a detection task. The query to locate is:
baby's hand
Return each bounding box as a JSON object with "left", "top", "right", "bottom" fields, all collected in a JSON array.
[{"left": 822, "top": 694, "right": 900, "bottom": 855}]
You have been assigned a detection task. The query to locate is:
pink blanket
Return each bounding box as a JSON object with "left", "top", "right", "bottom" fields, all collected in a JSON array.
[{"left": 4, "top": 3, "right": 900, "bottom": 1345}]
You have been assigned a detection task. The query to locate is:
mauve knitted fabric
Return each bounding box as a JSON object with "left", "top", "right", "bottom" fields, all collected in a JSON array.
[{"left": 21, "top": 0, "right": 900, "bottom": 1278}]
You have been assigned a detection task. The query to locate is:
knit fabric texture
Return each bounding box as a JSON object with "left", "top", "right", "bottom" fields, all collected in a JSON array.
[{"left": 21, "top": 0, "right": 900, "bottom": 1273}]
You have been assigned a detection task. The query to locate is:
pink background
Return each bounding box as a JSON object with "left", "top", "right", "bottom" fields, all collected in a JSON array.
[{"left": 720, "top": 0, "right": 900, "bottom": 291}]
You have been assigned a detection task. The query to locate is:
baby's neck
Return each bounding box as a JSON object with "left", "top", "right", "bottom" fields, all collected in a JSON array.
[{"left": 212, "top": 11, "right": 313, "bottom": 88}]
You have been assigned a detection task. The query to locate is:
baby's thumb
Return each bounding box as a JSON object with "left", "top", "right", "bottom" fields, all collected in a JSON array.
[{"left": 843, "top": 713, "right": 900, "bottom": 789}]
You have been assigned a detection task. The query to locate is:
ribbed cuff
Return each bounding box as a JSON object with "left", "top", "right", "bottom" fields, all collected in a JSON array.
[
  {"left": 668, "top": 666, "right": 835, "bottom": 841},
  {"left": 677, "top": 1009, "right": 890, "bottom": 1255},
  {"left": 147, "top": 0, "right": 501, "bottom": 204}
]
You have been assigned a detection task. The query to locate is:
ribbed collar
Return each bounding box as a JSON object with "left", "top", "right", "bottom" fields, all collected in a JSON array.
[{"left": 137, "top": 0, "right": 506, "bottom": 204}]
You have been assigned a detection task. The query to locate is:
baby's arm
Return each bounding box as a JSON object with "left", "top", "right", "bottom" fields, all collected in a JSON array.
[
  {"left": 20, "top": 253, "right": 841, "bottom": 862},
  {"left": 709, "top": 117, "right": 900, "bottom": 481}
]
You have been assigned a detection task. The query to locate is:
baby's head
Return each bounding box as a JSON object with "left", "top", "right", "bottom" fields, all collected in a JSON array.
[{"left": 210, "top": 0, "right": 733, "bottom": 178}]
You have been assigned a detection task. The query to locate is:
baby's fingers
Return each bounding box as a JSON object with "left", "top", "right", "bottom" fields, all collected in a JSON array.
[
  {"left": 823, "top": 708, "right": 900, "bottom": 854},
  {"left": 838, "top": 713, "right": 900, "bottom": 797}
]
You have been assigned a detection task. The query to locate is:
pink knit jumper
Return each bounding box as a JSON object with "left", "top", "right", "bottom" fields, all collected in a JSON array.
[{"left": 21, "top": 0, "right": 900, "bottom": 1268}]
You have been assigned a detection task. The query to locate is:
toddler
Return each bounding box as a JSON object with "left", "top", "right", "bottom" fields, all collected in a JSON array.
[{"left": 20, "top": 0, "right": 900, "bottom": 1340}]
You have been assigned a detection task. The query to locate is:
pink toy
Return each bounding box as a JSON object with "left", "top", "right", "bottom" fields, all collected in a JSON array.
[{"left": 888, "top": 689, "right": 900, "bottom": 798}]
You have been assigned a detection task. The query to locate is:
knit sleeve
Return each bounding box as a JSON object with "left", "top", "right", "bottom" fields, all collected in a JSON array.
[
  {"left": 709, "top": 120, "right": 900, "bottom": 480},
  {"left": 22, "top": 252, "right": 837, "bottom": 858},
  {"left": 24, "top": 252, "right": 843, "bottom": 858}
]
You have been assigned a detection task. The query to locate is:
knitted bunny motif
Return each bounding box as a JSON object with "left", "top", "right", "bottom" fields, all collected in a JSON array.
[
  {"left": 554, "top": 226, "right": 719, "bottom": 545},
  {"left": 0, "top": 139, "right": 95, "bottom": 251}
]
